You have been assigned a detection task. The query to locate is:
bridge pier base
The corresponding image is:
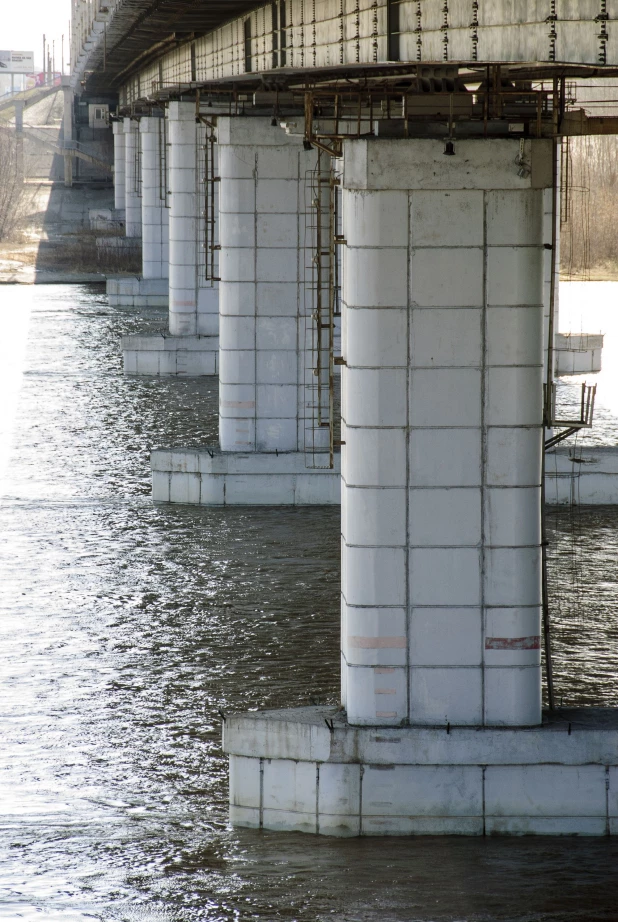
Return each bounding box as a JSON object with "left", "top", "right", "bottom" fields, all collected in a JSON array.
[
  {"left": 224, "top": 706, "right": 618, "bottom": 836},
  {"left": 222, "top": 137, "right": 617, "bottom": 834}
]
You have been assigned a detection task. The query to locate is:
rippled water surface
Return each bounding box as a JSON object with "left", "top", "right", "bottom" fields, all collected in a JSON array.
[{"left": 1, "top": 284, "right": 618, "bottom": 922}]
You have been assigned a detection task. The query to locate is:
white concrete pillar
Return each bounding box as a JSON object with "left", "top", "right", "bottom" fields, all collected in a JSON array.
[
  {"left": 167, "top": 102, "right": 219, "bottom": 336},
  {"left": 543, "top": 154, "right": 560, "bottom": 380},
  {"left": 124, "top": 117, "right": 142, "bottom": 238},
  {"left": 168, "top": 102, "right": 197, "bottom": 334},
  {"left": 140, "top": 116, "right": 169, "bottom": 280},
  {"left": 340, "top": 139, "right": 553, "bottom": 729},
  {"left": 113, "top": 121, "right": 126, "bottom": 212},
  {"left": 217, "top": 117, "right": 314, "bottom": 453}
]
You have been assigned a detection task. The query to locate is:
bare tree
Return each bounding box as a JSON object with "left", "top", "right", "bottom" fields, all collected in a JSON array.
[
  {"left": 561, "top": 135, "right": 618, "bottom": 278},
  {"left": 0, "top": 127, "right": 23, "bottom": 242}
]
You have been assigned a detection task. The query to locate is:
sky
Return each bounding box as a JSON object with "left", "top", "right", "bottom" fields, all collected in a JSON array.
[{"left": 1, "top": 0, "right": 71, "bottom": 72}]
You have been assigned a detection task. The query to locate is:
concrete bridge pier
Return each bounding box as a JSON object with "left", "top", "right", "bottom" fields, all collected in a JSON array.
[
  {"left": 120, "top": 103, "right": 219, "bottom": 375},
  {"left": 167, "top": 102, "right": 219, "bottom": 345},
  {"left": 106, "top": 118, "right": 150, "bottom": 312},
  {"left": 140, "top": 116, "right": 169, "bottom": 283},
  {"left": 543, "top": 184, "right": 559, "bottom": 381},
  {"left": 151, "top": 116, "right": 340, "bottom": 505},
  {"left": 124, "top": 118, "right": 142, "bottom": 239},
  {"left": 108, "top": 117, "right": 169, "bottom": 314},
  {"left": 223, "top": 137, "right": 618, "bottom": 836},
  {"left": 340, "top": 138, "right": 545, "bottom": 730},
  {"left": 112, "top": 121, "right": 126, "bottom": 215}
]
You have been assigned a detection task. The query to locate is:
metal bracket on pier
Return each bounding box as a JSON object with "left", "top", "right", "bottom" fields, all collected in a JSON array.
[{"left": 544, "top": 381, "right": 597, "bottom": 450}]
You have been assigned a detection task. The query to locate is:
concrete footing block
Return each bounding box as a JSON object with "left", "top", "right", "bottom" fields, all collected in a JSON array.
[
  {"left": 121, "top": 332, "right": 218, "bottom": 376},
  {"left": 224, "top": 706, "right": 618, "bottom": 837},
  {"left": 97, "top": 236, "right": 141, "bottom": 251},
  {"left": 151, "top": 447, "right": 341, "bottom": 505},
  {"left": 546, "top": 446, "right": 618, "bottom": 504},
  {"left": 555, "top": 332, "right": 603, "bottom": 375},
  {"left": 106, "top": 275, "right": 168, "bottom": 307},
  {"left": 150, "top": 444, "right": 618, "bottom": 505},
  {"left": 149, "top": 446, "right": 618, "bottom": 506}
]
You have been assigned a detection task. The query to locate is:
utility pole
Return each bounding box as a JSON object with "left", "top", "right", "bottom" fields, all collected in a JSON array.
[{"left": 42, "top": 34, "right": 46, "bottom": 84}]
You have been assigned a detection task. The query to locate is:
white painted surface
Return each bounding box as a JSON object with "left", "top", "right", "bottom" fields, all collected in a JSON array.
[
  {"left": 343, "top": 139, "right": 553, "bottom": 193},
  {"left": 224, "top": 706, "right": 618, "bottom": 837},
  {"left": 167, "top": 103, "right": 219, "bottom": 338},
  {"left": 546, "top": 446, "right": 618, "bottom": 504},
  {"left": 106, "top": 276, "right": 168, "bottom": 307},
  {"left": 112, "top": 120, "right": 126, "bottom": 213},
  {"left": 555, "top": 332, "right": 603, "bottom": 375},
  {"left": 151, "top": 448, "right": 340, "bottom": 505},
  {"left": 140, "top": 117, "right": 169, "bottom": 280},
  {"left": 218, "top": 117, "right": 316, "bottom": 455},
  {"left": 168, "top": 102, "right": 198, "bottom": 335},
  {"left": 122, "top": 333, "right": 218, "bottom": 376},
  {"left": 341, "top": 139, "right": 551, "bottom": 730},
  {"left": 147, "top": 438, "right": 618, "bottom": 504},
  {"left": 123, "top": 118, "right": 142, "bottom": 238}
]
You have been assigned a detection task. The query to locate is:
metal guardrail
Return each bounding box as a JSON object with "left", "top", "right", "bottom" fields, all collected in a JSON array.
[
  {"left": 21, "top": 127, "right": 113, "bottom": 173},
  {"left": 0, "top": 84, "right": 60, "bottom": 115}
]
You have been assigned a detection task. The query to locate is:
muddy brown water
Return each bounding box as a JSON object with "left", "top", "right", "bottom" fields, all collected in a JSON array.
[{"left": 1, "top": 284, "right": 617, "bottom": 921}]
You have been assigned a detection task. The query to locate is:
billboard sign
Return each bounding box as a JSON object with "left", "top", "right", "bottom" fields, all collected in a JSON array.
[{"left": 0, "top": 51, "right": 35, "bottom": 74}]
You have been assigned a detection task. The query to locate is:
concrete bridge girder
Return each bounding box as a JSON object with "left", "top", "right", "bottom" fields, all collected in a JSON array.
[{"left": 72, "top": 0, "right": 618, "bottom": 103}]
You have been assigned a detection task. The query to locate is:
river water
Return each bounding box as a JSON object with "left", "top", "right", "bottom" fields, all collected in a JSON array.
[
  {"left": 555, "top": 281, "right": 618, "bottom": 445},
  {"left": 1, "top": 283, "right": 617, "bottom": 922}
]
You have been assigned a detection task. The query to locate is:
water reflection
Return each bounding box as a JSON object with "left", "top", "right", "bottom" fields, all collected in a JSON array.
[{"left": 0, "top": 284, "right": 617, "bottom": 921}]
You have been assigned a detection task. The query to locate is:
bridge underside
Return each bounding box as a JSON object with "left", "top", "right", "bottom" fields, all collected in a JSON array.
[
  {"left": 79, "top": 0, "right": 261, "bottom": 95},
  {"left": 75, "top": 0, "right": 618, "bottom": 104}
]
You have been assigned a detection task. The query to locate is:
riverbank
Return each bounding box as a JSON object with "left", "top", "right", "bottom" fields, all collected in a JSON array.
[
  {"left": 561, "top": 263, "right": 618, "bottom": 282},
  {"left": 0, "top": 180, "right": 139, "bottom": 284}
]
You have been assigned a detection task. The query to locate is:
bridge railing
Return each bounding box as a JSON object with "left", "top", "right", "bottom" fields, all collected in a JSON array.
[{"left": 71, "top": 0, "right": 118, "bottom": 73}]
